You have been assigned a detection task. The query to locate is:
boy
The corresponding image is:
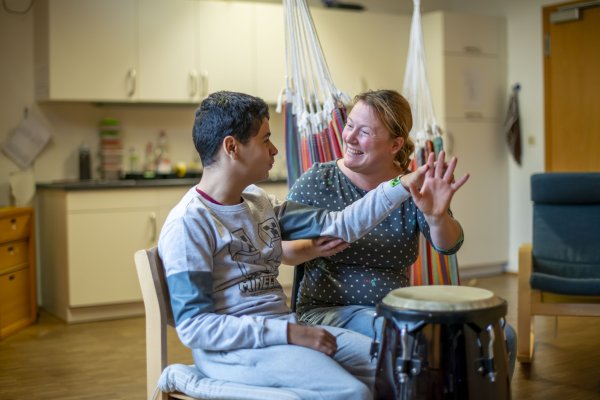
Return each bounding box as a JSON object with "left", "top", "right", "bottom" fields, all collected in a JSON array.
[{"left": 158, "top": 91, "right": 426, "bottom": 400}]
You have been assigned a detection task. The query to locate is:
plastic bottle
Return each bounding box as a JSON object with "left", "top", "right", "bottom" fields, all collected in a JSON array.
[
  {"left": 156, "top": 130, "right": 172, "bottom": 174},
  {"left": 78, "top": 142, "right": 91, "bottom": 180},
  {"left": 143, "top": 142, "right": 156, "bottom": 179}
]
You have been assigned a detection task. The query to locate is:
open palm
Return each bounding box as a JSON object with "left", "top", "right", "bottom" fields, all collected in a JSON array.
[{"left": 408, "top": 151, "right": 469, "bottom": 221}]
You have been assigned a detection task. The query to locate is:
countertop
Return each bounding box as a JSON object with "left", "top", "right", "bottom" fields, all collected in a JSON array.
[{"left": 36, "top": 178, "right": 288, "bottom": 191}]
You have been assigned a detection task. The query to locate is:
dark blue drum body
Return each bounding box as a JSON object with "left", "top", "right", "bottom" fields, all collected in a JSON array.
[{"left": 372, "top": 286, "right": 510, "bottom": 400}]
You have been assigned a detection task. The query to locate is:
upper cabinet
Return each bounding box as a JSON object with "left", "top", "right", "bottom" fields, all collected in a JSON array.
[
  {"left": 137, "top": 0, "right": 198, "bottom": 102},
  {"left": 35, "top": 0, "right": 199, "bottom": 103},
  {"left": 33, "top": 1, "right": 415, "bottom": 104},
  {"left": 196, "top": 1, "right": 255, "bottom": 98},
  {"left": 311, "top": 8, "right": 410, "bottom": 99},
  {"left": 35, "top": 0, "right": 137, "bottom": 102},
  {"left": 423, "top": 11, "right": 506, "bottom": 122}
]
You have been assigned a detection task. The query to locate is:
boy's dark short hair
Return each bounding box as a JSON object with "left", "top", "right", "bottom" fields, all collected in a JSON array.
[{"left": 193, "top": 91, "right": 270, "bottom": 167}]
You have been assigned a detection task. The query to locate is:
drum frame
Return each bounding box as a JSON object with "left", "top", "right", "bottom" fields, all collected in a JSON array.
[{"left": 371, "top": 300, "right": 510, "bottom": 400}]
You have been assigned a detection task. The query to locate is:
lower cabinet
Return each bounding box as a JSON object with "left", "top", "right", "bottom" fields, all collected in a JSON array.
[
  {"left": 0, "top": 207, "right": 37, "bottom": 339},
  {"left": 37, "top": 187, "right": 186, "bottom": 323}
]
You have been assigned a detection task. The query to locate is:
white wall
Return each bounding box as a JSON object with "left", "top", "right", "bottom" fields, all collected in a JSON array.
[{"left": 1, "top": 0, "right": 557, "bottom": 273}]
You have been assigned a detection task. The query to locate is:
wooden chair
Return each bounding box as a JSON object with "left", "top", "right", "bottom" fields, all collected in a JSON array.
[
  {"left": 135, "top": 247, "right": 301, "bottom": 400},
  {"left": 517, "top": 173, "right": 600, "bottom": 363},
  {"left": 135, "top": 247, "right": 198, "bottom": 400}
]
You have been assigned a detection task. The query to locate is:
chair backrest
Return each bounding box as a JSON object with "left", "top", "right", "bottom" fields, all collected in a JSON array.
[
  {"left": 135, "top": 247, "right": 174, "bottom": 400},
  {"left": 530, "top": 172, "right": 600, "bottom": 295}
]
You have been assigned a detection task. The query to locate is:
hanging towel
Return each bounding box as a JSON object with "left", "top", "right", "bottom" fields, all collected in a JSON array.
[{"left": 505, "top": 84, "right": 522, "bottom": 165}]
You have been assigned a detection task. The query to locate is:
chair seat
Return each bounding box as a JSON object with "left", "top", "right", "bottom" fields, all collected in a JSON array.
[
  {"left": 158, "top": 364, "right": 301, "bottom": 400},
  {"left": 531, "top": 272, "right": 600, "bottom": 296}
]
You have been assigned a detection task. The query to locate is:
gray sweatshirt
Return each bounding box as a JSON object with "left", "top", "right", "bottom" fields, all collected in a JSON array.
[{"left": 158, "top": 180, "right": 410, "bottom": 351}]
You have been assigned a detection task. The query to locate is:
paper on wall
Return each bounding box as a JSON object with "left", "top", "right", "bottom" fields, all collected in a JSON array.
[{"left": 2, "top": 117, "right": 52, "bottom": 169}]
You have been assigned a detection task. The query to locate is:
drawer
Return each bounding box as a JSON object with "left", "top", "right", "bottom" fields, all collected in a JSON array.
[
  {"left": 0, "top": 267, "right": 32, "bottom": 335},
  {"left": 0, "top": 213, "right": 31, "bottom": 243},
  {"left": 0, "top": 240, "right": 28, "bottom": 273}
]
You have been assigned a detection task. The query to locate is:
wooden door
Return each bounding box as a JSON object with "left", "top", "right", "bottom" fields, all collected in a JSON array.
[{"left": 543, "top": 2, "right": 600, "bottom": 171}]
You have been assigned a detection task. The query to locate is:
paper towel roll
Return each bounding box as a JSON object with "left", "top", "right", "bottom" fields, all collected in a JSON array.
[{"left": 9, "top": 168, "right": 36, "bottom": 206}]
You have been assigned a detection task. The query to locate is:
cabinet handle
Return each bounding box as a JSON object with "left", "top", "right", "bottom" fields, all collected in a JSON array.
[
  {"left": 149, "top": 212, "right": 157, "bottom": 243},
  {"left": 189, "top": 71, "right": 199, "bottom": 98},
  {"left": 127, "top": 68, "right": 137, "bottom": 98},
  {"left": 8, "top": 246, "right": 14, "bottom": 254},
  {"left": 465, "top": 111, "right": 483, "bottom": 119},
  {"left": 200, "top": 71, "right": 208, "bottom": 98},
  {"left": 9, "top": 274, "right": 15, "bottom": 281},
  {"left": 464, "top": 45, "right": 482, "bottom": 54}
]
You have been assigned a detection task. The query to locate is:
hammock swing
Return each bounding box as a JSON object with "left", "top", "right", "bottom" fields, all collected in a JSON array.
[
  {"left": 402, "top": 0, "right": 460, "bottom": 286},
  {"left": 280, "top": 0, "right": 460, "bottom": 286},
  {"left": 277, "top": 0, "right": 348, "bottom": 188}
]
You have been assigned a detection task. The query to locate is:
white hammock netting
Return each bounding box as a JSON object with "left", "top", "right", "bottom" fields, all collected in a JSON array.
[{"left": 278, "top": 0, "right": 350, "bottom": 187}]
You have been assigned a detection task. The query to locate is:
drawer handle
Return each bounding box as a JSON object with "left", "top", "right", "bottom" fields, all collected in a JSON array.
[
  {"left": 8, "top": 246, "right": 14, "bottom": 254},
  {"left": 9, "top": 274, "right": 15, "bottom": 281},
  {"left": 11, "top": 218, "right": 17, "bottom": 229}
]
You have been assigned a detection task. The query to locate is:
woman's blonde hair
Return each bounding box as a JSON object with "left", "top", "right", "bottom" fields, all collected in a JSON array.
[{"left": 353, "top": 90, "right": 414, "bottom": 170}]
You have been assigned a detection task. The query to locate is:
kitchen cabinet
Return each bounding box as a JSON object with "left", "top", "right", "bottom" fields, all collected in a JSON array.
[
  {"left": 255, "top": 3, "right": 286, "bottom": 103},
  {"left": 38, "top": 186, "right": 185, "bottom": 323},
  {"left": 312, "top": 8, "right": 410, "bottom": 98},
  {"left": 0, "top": 207, "right": 37, "bottom": 339},
  {"left": 35, "top": 0, "right": 137, "bottom": 101},
  {"left": 423, "top": 11, "right": 506, "bottom": 122},
  {"left": 137, "top": 0, "right": 198, "bottom": 102},
  {"left": 196, "top": 1, "right": 256, "bottom": 97},
  {"left": 444, "top": 121, "right": 508, "bottom": 269},
  {"left": 422, "top": 11, "right": 508, "bottom": 273},
  {"left": 35, "top": 0, "right": 410, "bottom": 104},
  {"left": 35, "top": 0, "right": 199, "bottom": 103}
]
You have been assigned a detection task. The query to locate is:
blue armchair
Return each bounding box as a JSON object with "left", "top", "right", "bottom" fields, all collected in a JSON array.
[{"left": 517, "top": 173, "right": 600, "bottom": 363}]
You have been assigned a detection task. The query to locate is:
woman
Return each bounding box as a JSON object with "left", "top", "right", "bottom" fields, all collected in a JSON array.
[{"left": 282, "top": 89, "right": 516, "bottom": 375}]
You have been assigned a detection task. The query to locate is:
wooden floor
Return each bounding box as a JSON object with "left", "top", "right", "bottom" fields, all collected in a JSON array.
[{"left": 1, "top": 274, "right": 599, "bottom": 399}]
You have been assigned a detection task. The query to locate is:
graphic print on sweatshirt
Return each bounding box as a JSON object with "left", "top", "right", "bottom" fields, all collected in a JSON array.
[{"left": 229, "top": 219, "right": 282, "bottom": 296}]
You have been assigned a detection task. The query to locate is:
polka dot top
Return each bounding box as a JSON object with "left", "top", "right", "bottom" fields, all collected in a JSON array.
[{"left": 288, "top": 161, "right": 435, "bottom": 316}]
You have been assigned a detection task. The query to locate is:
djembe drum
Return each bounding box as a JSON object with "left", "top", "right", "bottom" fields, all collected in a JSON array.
[{"left": 371, "top": 285, "right": 510, "bottom": 400}]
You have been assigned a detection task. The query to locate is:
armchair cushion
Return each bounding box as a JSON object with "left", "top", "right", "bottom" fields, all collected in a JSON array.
[{"left": 530, "top": 173, "right": 600, "bottom": 296}]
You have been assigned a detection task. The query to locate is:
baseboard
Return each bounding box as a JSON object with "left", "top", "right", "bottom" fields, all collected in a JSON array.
[{"left": 459, "top": 264, "right": 506, "bottom": 280}]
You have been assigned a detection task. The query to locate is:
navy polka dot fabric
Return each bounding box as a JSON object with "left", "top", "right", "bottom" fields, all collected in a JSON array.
[{"left": 288, "top": 161, "right": 433, "bottom": 316}]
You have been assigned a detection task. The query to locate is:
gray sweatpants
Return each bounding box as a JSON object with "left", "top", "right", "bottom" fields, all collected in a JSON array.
[{"left": 192, "top": 325, "right": 375, "bottom": 400}]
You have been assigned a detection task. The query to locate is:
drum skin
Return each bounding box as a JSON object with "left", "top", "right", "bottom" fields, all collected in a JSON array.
[{"left": 373, "top": 286, "right": 510, "bottom": 400}]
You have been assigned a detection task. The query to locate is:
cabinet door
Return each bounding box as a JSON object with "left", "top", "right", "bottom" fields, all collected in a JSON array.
[
  {"left": 0, "top": 268, "right": 32, "bottom": 338},
  {"left": 137, "top": 0, "right": 198, "bottom": 102},
  {"left": 444, "top": 121, "right": 507, "bottom": 269},
  {"left": 67, "top": 208, "right": 157, "bottom": 307},
  {"left": 45, "top": 0, "right": 136, "bottom": 101},
  {"left": 353, "top": 13, "right": 409, "bottom": 94},
  {"left": 309, "top": 9, "right": 409, "bottom": 100},
  {"left": 196, "top": 1, "right": 255, "bottom": 97},
  {"left": 312, "top": 8, "right": 364, "bottom": 98},
  {"left": 255, "top": 3, "right": 286, "bottom": 104},
  {"left": 442, "top": 12, "right": 504, "bottom": 56},
  {"left": 444, "top": 54, "right": 502, "bottom": 120}
]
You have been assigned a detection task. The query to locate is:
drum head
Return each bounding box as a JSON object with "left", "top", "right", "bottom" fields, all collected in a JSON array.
[{"left": 382, "top": 285, "right": 503, "bottom": 312}]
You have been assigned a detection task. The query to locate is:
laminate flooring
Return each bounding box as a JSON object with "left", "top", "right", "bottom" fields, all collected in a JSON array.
[{"left": 0, "top": 274, "right": 599, "bottom": 399}]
